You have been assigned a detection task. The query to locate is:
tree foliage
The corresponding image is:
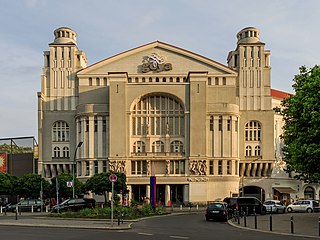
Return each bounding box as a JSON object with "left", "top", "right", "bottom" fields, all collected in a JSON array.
[
  {"left": 0, "top": 173, "right": 18, "bottom": 196},
  {"left": 15, "top": 173, "right": 51, "bottom": 199},
  {"left": 50, "top": 173, "right": 83, "bottom": 199},
  {"left": 84, "top": 171, "right": 128, "bottom": 204},
  {"left": 280, "top": 65, "right": 320, "bottom": 182}
]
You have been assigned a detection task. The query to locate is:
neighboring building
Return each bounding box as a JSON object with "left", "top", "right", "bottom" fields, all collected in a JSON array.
[{"left": 38, "top": 26, "right": 317, "bottom": 204}]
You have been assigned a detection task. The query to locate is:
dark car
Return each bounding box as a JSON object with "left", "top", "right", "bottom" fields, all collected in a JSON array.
[
  {"left": 223, "top": 197, "right": 266, "bottom": 216},
  {"left": 8, "top": 199, "right": 44, "bottom": 212},
  {"left": 205, "top": 201, "right": 229, "bottom": 222},
  {"left": 51, "top": 198, "right": 96, "bottom": 213}
]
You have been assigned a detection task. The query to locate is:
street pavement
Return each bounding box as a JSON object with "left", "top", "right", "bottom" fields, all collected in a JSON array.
[
  {"left": 1, "top": 209, "right": 320, "bottom": 239},
  {"left": 230, "top": 212, "right": 320, "bottom": 238}
]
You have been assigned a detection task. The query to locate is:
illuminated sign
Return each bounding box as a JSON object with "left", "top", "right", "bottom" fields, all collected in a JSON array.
[
  {"left": 0, "top": 152, "right": 7, "bottom": 173},
  {"left": 141, "top": 53, "right": 172, "bottom": 73}
]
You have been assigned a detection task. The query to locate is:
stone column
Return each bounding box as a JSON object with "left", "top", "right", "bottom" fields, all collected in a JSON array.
[{"left": 165, "top": 185, "right": 171, "bottom": 206}]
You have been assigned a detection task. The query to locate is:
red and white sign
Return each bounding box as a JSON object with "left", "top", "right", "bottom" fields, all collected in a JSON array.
[
  {"left": 0, "top": 152, "right": 7, "bottom": 173},
  {"left": 109, "top": 174, "right": 117, "bottom": 182}
]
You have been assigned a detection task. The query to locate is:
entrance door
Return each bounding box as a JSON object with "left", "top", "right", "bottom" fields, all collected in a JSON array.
[{"left": 131, "top": 185, "right": 147, "bottom": 203}]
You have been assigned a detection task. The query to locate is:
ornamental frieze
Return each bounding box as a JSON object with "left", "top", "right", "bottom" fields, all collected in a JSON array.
[
  {"left": 189, "top": 160, "right": 207, "bottom": 176},
  {"left": 109, "top": 160, "right": 126, "bottom": 174},
  {"left": 141, "top": 53, "right": 172, "bottom": 73}
]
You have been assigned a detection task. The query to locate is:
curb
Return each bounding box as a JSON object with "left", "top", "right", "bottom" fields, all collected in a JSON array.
[{"left": 228, "top": 219, "right": 320, "bottom": 239}]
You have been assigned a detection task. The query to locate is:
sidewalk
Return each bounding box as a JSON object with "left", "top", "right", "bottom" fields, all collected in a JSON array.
[
  {"left": 229, "top": 212, "right": 320, "bottom": 239},
  {"left": 0, "top": 213, "right": 132, "bottom": 230}
]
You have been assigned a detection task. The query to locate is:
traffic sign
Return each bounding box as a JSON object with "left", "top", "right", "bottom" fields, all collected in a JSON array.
[
  {"left": 66, "top": 180, "right": 73, "bottom": 188},
  {"left": 109, "top": 174, "right": 117, "bottom": 182}
]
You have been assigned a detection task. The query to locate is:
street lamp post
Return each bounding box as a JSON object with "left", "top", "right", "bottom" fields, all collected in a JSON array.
[{"left": 73, "top": 141, "right": 83, "bottom": 199}]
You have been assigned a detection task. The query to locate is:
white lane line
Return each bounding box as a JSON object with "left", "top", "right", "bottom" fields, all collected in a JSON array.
[
  {"left": 169, "top": 236, "right": 189, "bottom": 239},
  {"left": 138, "top": 232, "right": 154, "bottom": 236}
]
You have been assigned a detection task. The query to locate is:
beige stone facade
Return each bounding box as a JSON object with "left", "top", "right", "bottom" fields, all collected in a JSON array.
[{"left": 38, "top": 26, "right": 318, "bottom": 205}]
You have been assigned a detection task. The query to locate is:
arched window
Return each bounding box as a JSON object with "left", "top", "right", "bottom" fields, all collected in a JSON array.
[
  {"left": 54, "top": 147, "right": 60, "bottom": 158},
  {"left": 152, "top": 141, "right": 164, "bottom": 153},
  {"left": 63, "top": 146, "right": 69, "bottom": 158},
  {"left": 246, "top": 146, "right": 252, "bottom": 156},
  {"left": 52, "top": 121, "right": 69, "bottom": 142},
  {"left": 245, "top": 121, "right": 261, "bottom": 141},
  {"left": 170, "top": 140, "right": 183, "bottom": 152},
  {"left": 131, "top": 95, "right": 184, "bottom": 136},
  {"left": 304, "top": 187, "right": 315, "bottom": 199},
  {"left": 255, "top": 145, "right": 261, "bottom": 156},
  {"left": 133, "top": 141, "right": 145, "bottom": 153}
]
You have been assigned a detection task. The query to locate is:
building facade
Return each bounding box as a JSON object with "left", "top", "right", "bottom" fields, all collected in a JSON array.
[{"left": 38, "top": 26, "right": 319, "bottom": 204}]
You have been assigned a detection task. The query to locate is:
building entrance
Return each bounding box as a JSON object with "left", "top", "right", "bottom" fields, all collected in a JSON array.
[{"left": 131, "top": 184, "right": 146, "bottom": 203}]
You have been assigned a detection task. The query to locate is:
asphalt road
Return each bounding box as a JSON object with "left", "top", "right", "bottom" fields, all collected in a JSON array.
[{"left": 0, "top": 213, "right": 314, "bottom": 240}]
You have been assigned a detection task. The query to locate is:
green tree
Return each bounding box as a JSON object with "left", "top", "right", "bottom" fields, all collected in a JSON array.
[
  {"left": 280, "top": 65, "right": 320, "bottom": 182},
  {"left": 84, "top": 171, "right": 128, "bottom": 204},
  {"left": 15, "top": 173, "right": 50, "bottom": 199},
  {"left": 50, "top": 173, "right": 83, "bottom": 199},
  {"left": 0, "top": 173, "right": 17, "bottom": 196}
]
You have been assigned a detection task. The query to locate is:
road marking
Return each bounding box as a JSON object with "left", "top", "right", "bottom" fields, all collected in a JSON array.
[
  {"left": 169, "top": 236, "right": 189, "bottom": 239},
  {"left": 138, "top": 232, "right": 154, "bottom": 236}
]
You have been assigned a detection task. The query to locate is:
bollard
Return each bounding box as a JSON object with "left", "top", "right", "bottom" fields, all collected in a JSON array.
[
  {"left": 269, "top": 213, "right": 273, "bottom": 231},
  {"left": 254, "top": 212, "right": 257, "bottom": 229},
  {"left": 31, "top": 205, "right": 34, "bottom": 213},
  {"left": 291, "top": 216, "right": 294, "bottom": 234},
  {"left": 118, "top": 214, "right": 120, "bottom": 226},
  {"left": 246, "top": 206, "right": 249, "bottom": 216},
  {"left": 244, "top": 213, "right": 247, "bottom": 227},
  {"left": 4, "top": 207, "right": 6, "bottom": 215},
  {"left": 0, "top": 206, "right": 2, "bottom": 214},
  {"left": 121, "top": 213, "right": 124, "bottom": 224},
  {"left": 180, "top": 205, "right": 182, "bottom": 210},
  {"left": 237, "top": 210, "right": 240, "bottom": 224},
  {"left": 318, "top": 217, "right": 320, "bottom": 236},
  {"left": 15, "top": 206, "right": 18, "bottom": 220}
]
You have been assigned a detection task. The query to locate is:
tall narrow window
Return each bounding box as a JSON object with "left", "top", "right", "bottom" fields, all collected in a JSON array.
[
  {"left": 209, "top": 160, "right": 214, "bottom": 175},
  {"left": 63, "top": 146, "right": 69, "bottom": 158},
  {"left": 94, "top": 117, "right": 98, "bottom": 132},
  {"left": 227, "top": 160, "right": 232, "bottom": 175},
  {"left": 103, "top": 117, "right": 106, "bottom": 132},
  {"left": 227, "top": 117, "right": 231, "bottom": 131},
  {"left": 102, "top": 161, "right": 107, "bottom": 172},
  {"left": 210, "top": 116, "right": 214, "bottom": 131},
  {"left": 85, "top": 119, "right": 89, "bottom": 132},
  {"left": 218, "top": 160, "right": 223, "bottom": 175},
  {"left": 219, "top": 116, "right": 223, "bottom": 131},
  {"left": 246, "top": 146, "right": 252, "bottom": 156},
  {"left": 255, "top": 145, "right": 261, "bottom": 156},
  {"left": 94, "top": 160, "right": 98, "bottom": 174},
  {"left": 85, "top": 161, "right": 90, "bottom": 176},
  {"left": 53, "top": 147, "right": 60, "bottom": 158}
]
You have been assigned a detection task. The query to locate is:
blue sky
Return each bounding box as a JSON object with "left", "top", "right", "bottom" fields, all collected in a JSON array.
[{"left": 0, "top": 0, "right": 319, "bottom": 139}]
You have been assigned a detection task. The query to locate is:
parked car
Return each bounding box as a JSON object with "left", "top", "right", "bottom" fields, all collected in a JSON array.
[
  {"left": 51, "top": 198, "right": 96, "bottom": 213},
  {"left": 7, "top": 199, "right": 44, "bottom": 212},
  {"left": 263, "top": 200, "right": 286, "bottom": 213},
  {"left": 223, "top": 197, "right": 266, "bottom": 216},
  {"left": 286, "top": 200, "right": 319, "bottom": 213},
  {"left": 205, "top": 201, "right": 229, "bottom": 222}
]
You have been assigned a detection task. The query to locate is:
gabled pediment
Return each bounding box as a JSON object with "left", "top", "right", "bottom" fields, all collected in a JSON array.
[{"left": 77, "top": 41, "right": 237, "bottom": 76}]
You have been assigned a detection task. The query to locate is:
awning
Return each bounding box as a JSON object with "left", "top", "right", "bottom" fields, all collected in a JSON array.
[{"left": 273, "top": 187, "right": 297, "bottom": 194}]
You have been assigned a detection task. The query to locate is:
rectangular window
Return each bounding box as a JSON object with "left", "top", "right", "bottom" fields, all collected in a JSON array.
[
  {"left": 227, "top": 160, "right": 232, "bottom": 175},
  {"left": 210, "top": 117, "right": 214, "bottom": 131},
  {"left": 169, "top": 160, "right": 185, "bottom": 174},
  {"left": 86, "top": 119, "right": 89, "bottom": 132},
  {"left": 131, "top": 161, "right": 147, "bottom": 175},
  {"left": 218, "top": 160, "right": 223, "bottom": 175},
  {"left": 103, "top": 118, "right": 106, "bottom": 132},
  {"left": 219, "top": 116, "right": 222, "bottom": 131},
  {"left": 102, "top": 161, "right": 107, "bottom": 172},
  {"left": 227, "top": 119, "right": 231, "bottom": 131},
  {"left": 85, "top": 161, "right": 90, "bottom": 176},
  {"left": 209, "top": 160, "right": 214, "bottom": 175},
  {"left": 94, "top": 160, "right": 98, "bottom": 174},
  {"left": 131, "top": 161, "right": 136, "bottom": 174},
  {"left": 94, "top": 117, "right": 98, "bottom": 132}
]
